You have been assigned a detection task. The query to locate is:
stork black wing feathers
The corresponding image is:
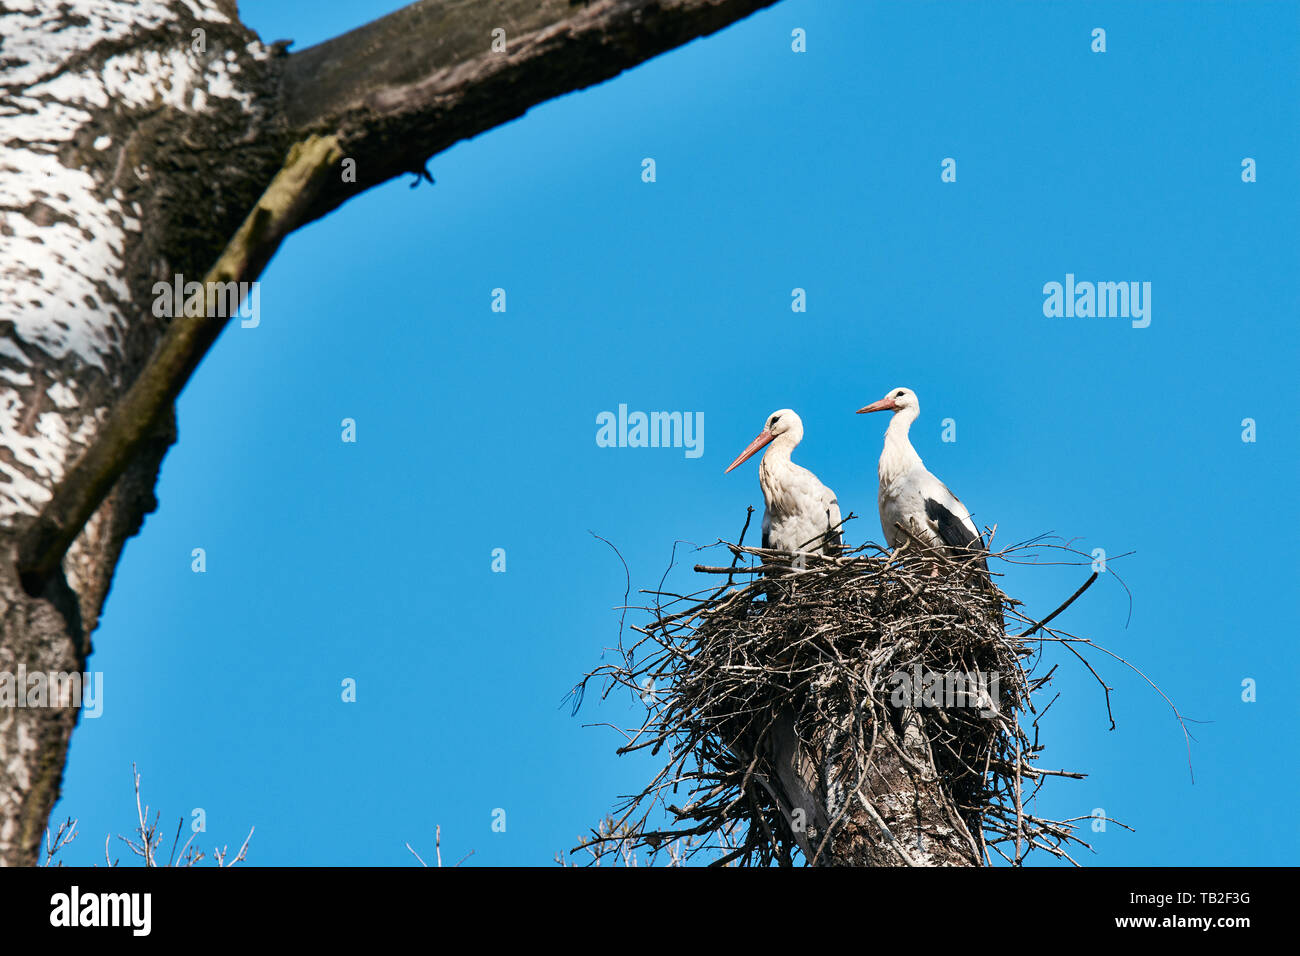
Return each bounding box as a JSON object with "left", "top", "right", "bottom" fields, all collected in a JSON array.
[{"left": 924, "top": 496, "right": 988, "bottom": 572}]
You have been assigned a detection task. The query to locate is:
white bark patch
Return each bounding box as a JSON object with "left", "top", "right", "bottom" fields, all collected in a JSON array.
[
  {"left": 45, "top": 382, "right": 78, "bottom": 410},
  {"left": 0, "top": 387, "right": 84, "bottom": 512},
  {"left": 2, "top": 717, "right": 39, "bottom": 793}
]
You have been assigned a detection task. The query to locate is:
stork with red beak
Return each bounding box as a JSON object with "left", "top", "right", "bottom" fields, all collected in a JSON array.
[
  {"left": 725, "top": 409, "right": 843, "bottom": 556},
  {"left": 856, "top": 387, "right": 988, "bottom": 573}
]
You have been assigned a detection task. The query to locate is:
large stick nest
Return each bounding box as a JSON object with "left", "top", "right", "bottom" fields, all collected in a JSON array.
[{"left": 572, "top": 515, "right": 1131, "bottom": 867}]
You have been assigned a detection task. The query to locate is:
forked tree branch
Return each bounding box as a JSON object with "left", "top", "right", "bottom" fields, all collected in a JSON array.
[
  {"left": 16, "top": 136, "right": 344, "bottom": 593},
  {"left": 12, "top": 0, "right": 782, "bottom": 592}
]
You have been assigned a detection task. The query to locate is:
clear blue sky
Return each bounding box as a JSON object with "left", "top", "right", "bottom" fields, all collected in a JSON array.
[{"left": 50, "top": 0, "right": 1298, "bottom": 866}]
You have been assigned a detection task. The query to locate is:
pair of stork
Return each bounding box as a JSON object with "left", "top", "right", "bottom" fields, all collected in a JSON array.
[{"left": 724, "top": 387, "right": 988, "bottom": 573}]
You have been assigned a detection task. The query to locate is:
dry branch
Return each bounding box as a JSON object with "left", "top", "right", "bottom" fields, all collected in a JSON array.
[{"left": 283, "top": 0, "right": 785, "bottom": 226}]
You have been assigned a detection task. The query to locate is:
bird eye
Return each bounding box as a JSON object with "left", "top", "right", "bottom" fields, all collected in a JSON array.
[
  {"left": 895, "top": 390, "right": 905, "bottom": 398},
  {"left": 770, "top": 415, "right": 781, "bottom": 426}
]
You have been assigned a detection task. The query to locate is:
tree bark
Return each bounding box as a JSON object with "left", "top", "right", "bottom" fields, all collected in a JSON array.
[
  {"left": 766, "top": 697, "right": 983, "bottom": 867},
  {"left": 0, "top": 0, "right": 781, "bottom": 865}
]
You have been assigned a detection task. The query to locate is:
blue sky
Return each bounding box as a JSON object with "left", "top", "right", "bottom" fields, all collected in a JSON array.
[{"left": 49, "top": 0, "right": 1298, "bottom": 866}]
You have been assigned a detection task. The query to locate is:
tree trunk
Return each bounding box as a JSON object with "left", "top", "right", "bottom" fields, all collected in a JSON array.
[
  {"left": 0, "top": 0, "right": 782, "bottom": 866},
  {"left": 0, "top": 0, "right": 283, "bottom": 866},
  {"left": 772, "top": 706, "right": 982, "bottom": 866}
]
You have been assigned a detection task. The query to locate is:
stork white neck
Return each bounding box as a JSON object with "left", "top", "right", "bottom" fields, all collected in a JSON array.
[
  {"left": 879, "top": 403, "right": 923, "bottom": 486},
  {"left": 758, "top": 431, "right": 799, "bottom": 493},
  {"left": 764, "top": 430, "right": 798, "bottom": 463}
]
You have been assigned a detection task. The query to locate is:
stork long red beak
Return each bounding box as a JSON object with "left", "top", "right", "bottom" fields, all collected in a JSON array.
[
  {"left": 724, "top": 429, "right": 774, "bottom": 473},
  {"left": 856, "top": 397, "right": 897, "bottom": 414}
]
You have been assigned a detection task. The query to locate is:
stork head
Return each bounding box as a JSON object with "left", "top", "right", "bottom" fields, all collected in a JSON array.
[
  {"left": 724, "top": 408, "right": 802, "bottom": 473},
  {"left": 856, "top": 387, "right": 917, "bottom": 415}
]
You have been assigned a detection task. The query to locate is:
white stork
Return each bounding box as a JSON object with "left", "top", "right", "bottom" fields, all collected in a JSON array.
[
  {"left": 725, "top": 409, "right": 843, "bottom": 556},
  {"left": 856, "top": 387, "right": 988, "bottom": 574},
  {"left": 726, "top": 411, "right": 842, "bottom": 846}
]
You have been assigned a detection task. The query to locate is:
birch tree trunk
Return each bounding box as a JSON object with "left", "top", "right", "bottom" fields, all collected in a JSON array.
[
  {"left": 0, "top": 0, "right": 781, "bottom": 866},
  {"left": 0, "top": 0, "right": 282, "bottom": 867}
]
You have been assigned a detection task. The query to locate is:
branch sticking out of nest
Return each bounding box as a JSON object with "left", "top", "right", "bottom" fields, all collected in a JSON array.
[{"left": 571, "top": 526, "right": 1149, "bottom": 867}]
